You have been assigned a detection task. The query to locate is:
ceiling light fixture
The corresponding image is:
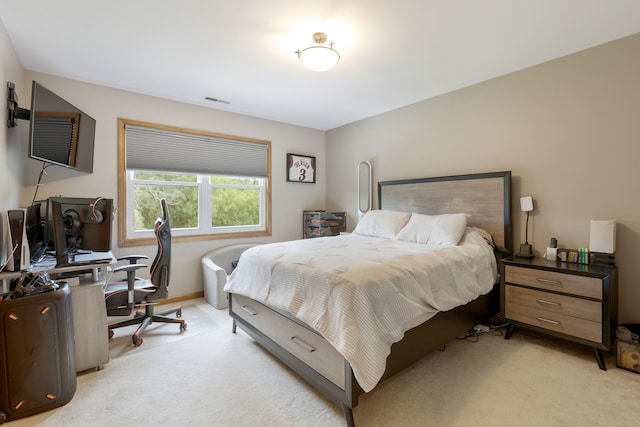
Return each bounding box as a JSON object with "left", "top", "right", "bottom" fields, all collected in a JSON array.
[{"left": 295, "top": 32, "right": 340, "bottom": 72}]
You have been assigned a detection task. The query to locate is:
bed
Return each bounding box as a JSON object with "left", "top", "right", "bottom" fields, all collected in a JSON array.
[{"left": 225, "top": 171, "right": 512, "bottom": 426}]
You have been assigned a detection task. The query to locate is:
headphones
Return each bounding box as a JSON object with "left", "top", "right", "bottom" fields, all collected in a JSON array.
[{"left": 89, "top": 197, "right": 105, "bottom": 224}]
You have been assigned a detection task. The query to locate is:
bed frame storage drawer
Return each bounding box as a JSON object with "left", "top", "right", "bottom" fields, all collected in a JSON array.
[{"left": 231, "top": 294, "right": 346, "bottom": 389}]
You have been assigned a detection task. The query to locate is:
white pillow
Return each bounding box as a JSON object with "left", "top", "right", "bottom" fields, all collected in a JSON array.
[
  {"left": 396, "top": 212, "right": 468, "bottom": 246},
  {"left": 395, "top": 212, "right": 437, "bottom": 244},
  {"left": 353, "top": 210, "right": 411, "bottom": 239},
  {"left": 428, "top": 213, "right": 468, "bottom": 245}
]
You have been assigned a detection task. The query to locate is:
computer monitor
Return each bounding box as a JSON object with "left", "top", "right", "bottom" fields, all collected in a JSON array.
[
  {"left": 25, "top": 203, "right": 45, "bottom": 252},
  {"left": 49, "top": 197, "right": 113, "bottom": 266}
]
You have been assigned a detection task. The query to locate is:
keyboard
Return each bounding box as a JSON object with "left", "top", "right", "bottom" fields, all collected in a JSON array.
[{"left": 61, "top": 251, "right": 114, "bottom": 267}]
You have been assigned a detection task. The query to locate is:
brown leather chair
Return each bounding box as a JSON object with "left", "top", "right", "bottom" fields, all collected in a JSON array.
[{"left": 104, "top": 199, "right": 186, "bottom": 346}]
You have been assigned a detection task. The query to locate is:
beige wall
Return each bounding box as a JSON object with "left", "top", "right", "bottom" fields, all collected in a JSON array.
[
  {"left": 4, "top": 17, "right": 638, "bottom": 322},
  {"left": 0, "top": 20, "right": 26, "bottom": 264},
  {"left": 14, "top": 72, "right": 325, "bottom": 297},
  {"left": 326, "top": 33, "right": 640, "bottom": 323}
]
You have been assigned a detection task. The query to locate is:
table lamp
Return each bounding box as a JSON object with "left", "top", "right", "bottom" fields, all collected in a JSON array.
[{"left": 516, "top": 196, "right": 534, "bottom": 258}]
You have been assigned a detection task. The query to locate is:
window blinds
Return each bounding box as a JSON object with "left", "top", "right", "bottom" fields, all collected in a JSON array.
[{"left": 124, "top": 124, "right": 269, "bottom": 178}]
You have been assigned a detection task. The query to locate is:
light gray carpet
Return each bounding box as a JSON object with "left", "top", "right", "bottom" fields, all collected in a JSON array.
[{"left": 8, "top": 299, "right": 640, "bottom": 426}]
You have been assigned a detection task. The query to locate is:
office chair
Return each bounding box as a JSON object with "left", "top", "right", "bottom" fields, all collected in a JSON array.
[{"left": 104, "top": 198, "right": 186, "bottom": 346}]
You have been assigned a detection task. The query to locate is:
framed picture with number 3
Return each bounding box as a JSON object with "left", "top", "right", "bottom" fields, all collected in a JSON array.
[{"left": 286, "top": 153, "right": 316, "bottom": 183}]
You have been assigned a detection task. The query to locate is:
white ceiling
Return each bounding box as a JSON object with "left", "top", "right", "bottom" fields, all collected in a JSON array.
[{"left": 2, "top": 1, "right": 640, "bottom": 131}]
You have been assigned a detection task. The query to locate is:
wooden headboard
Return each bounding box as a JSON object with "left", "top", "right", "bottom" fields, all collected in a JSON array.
[{"left": 378, "top": 171, "right": 512, "bottom": 254}]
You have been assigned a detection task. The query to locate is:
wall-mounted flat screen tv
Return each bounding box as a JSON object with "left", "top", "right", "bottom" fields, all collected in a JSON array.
[{"left": 28, "top": 81, "right": 96, "bottom": 173}]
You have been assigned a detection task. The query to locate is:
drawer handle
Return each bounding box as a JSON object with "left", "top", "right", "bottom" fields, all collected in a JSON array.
[
  {"left": 290, "top": 336, "right": 315, "bottom": 353},
  {"left": 536, "top": 299, "right": 561, "bottom": 307},
  {"left": 241, "top": 305, "right": 258, "bottom": 316},
  {"left": 535, "top": 316, "right": 560, "bottom": 325},
  {"left": 536, "top": 278, "right": 562, "bottom": 286}
]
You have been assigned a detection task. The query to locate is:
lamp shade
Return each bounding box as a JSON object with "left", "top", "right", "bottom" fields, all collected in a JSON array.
[
  {"left": 589, "top": 219, "right": 616, "bottom": 253},
  {"left": 296, "top": 32, "right": 340, "bottom": 72},
  {"left": 298, "top": 46, "right": 339, "bottom": 72},
  {"left": 520, "top": 196, "right": 534, "bottom": 212}
]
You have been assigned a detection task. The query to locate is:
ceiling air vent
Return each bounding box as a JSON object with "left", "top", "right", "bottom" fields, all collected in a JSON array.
[{"left": 204, "top": 96, "right": 230, "bottom": 105}]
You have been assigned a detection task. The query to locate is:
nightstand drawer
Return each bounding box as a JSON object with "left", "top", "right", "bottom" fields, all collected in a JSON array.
[
  {"left": 505, "top": 285, "right": 601, "bottom": 322},
  {"left": 506, "top": 302, "right": 602, "bottom": 343},
  {"left": 505, "top": 265, "right": 602, "bottom": 299}
]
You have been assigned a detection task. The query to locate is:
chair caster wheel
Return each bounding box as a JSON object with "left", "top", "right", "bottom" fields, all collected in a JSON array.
[
  {"left": 133, "top": 336, "right": 143, "bottom": 347},
  {"left": 180, "top": 322, "right": 187, "bottom": 332},
  {"left": 177, "top": 309, "right": 182, "bottom": 318},
  {"left": 108, "top": 330, "right": 114, "bottom": 339}
]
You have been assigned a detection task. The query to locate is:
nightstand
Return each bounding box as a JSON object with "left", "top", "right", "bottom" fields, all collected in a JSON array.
[
  {"left": 302, "top": 210, "right": 346, "bottom": 238},
  {"left": 501, "top": 257, "right": 618, "bottom": 370}
]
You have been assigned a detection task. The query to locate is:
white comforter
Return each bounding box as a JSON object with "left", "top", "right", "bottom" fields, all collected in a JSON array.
[{"left": 224, "top": 227, "right": 497, "bottom": 392}]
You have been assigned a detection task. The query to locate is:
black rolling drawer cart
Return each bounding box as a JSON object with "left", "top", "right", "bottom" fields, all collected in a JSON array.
[{"left": 500, "top": 257, "right": 618, "bottom": 370}]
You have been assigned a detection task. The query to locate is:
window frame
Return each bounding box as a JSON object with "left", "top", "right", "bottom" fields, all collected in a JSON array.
[{"left": 118, "top": 118, "right": 272, "bottom": 247}]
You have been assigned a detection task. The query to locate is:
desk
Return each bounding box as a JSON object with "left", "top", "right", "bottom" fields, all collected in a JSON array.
[
  {"left": 1, "top": 253, "right": 115, "bottom": 372},
  {"left": 0, "top": 253, "right": 114, "bottom": 292}
]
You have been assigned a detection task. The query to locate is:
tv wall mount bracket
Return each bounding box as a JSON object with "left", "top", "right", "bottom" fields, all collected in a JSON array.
[{"left": 7, "top": 81, "right": 31, "bottom": 128}]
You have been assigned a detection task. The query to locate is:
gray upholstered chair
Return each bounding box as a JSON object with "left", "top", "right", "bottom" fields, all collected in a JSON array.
[{"left": 201, "top": 243, "right": 258, "bottom": 309}]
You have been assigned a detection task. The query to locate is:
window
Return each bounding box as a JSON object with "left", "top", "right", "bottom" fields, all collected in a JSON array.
[{"left": 118, "top": 119, "right": 271, "bottom": 246}]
